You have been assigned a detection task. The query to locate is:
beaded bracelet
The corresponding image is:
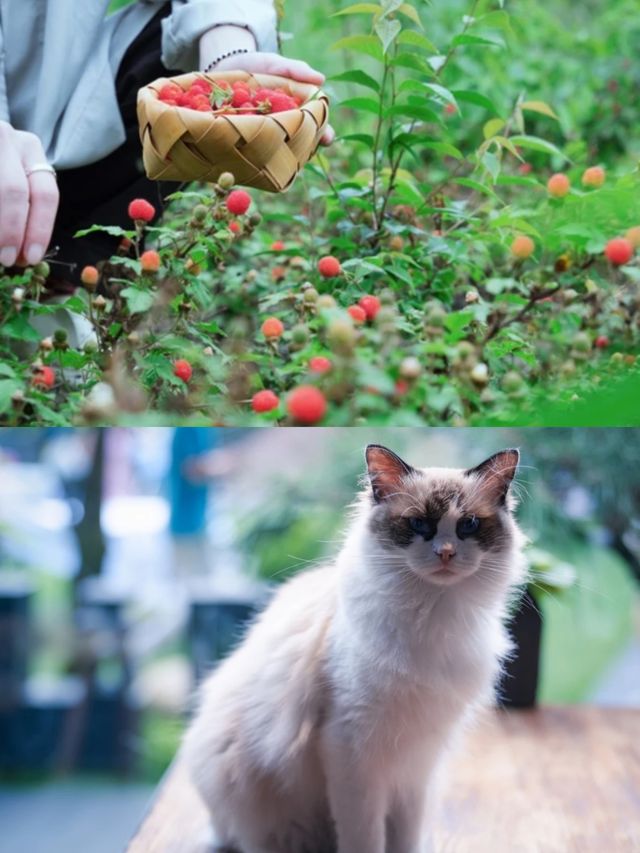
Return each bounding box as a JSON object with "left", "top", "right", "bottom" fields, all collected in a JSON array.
[{"left": 203, "top": 48, "right": 251, "bottom": 74}]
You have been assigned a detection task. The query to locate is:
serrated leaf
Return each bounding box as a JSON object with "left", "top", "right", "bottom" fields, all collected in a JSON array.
[
  {"left": 398, "top": 3, "right": 423, "bottom": 27},
  {"left": 423, "top": 83, "right": 457, "bottom": 108},
  {"left": 397, "top": 30, "right": 437, "bottom": 52},
  {"left": 483, "top": 118, "right": 505, "bottom": 139},
  {"left": 452, "top": 33, "right": 504, "bottom": 48},
  {"left": 452, "top": 89, "right": 498, "bottom": 114},
  {"left": 121, "top": 286, "right": 155, "bottom": 315},
  {"left": 331, "top": 34, "right": 384, "bottom": 61},
  {"left": 385, "top": 103, "right": 440, "bottom": 123},
  {"left": 374, "top": 17, "right": 401, "bottom": 53},
  {"left": 332, "top": 3, "right": 380, "bottom": 16},
  {"left": 339, "top": 96, "right": 381, "bottom": 115},
  {"left": 329, "top": 69, "right": 381, "bottom": 93},
  {"left": 520, "top": 100, "right": 559, "bottom": 120},
  {"left": 509, "top": 134, "right": 567, "bottom": 160},
  {"left": 454, "top": 177, "right": 499, "bottom": 199}
]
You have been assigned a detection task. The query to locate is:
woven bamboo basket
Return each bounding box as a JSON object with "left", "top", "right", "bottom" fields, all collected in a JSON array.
[{"left": 137, "top": 71, "right": 329, "bottom": 192}]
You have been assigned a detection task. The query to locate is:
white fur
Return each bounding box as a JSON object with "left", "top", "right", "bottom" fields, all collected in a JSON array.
[{"left": 183, "top": 460, "right": 527, "bottom": 853}]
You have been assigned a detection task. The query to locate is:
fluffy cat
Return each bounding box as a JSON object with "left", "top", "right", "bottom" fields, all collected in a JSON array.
[{"left": 183, "top": 445, "right": 527, "bottom": 853}]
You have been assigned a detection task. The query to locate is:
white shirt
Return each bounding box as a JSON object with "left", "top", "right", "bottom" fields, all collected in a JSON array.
[{"left": 0, "top": 0, "right": 277, "bottom": 169}]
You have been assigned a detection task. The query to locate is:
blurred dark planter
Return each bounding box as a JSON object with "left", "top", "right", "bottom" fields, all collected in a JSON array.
[
  {"left": 499, "top": 588, "right": 542, "bottom": 709},
  {"left": 188, "top": 590, "right": 270, "bottom": 685},
  {"left": 0, "top": 575, "right": 34, "bottom": 711}
]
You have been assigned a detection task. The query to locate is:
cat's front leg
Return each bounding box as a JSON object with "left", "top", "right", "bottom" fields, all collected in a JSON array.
[
  {"left": 386, "top": 782, "right": 428, "bottom": 853},
  {"left": 321, "top": 724, "right": 386, "bottom": 853}
]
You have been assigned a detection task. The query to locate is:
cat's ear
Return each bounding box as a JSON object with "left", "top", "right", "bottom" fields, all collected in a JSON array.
[
  {"left": 465, "top": 449, "right": 519, "bottom": 505},
  {"left": 365, "top": 445, "right": 415, "bottom": 503}
]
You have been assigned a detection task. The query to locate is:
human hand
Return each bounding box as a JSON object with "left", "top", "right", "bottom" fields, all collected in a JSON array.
[
  {"left": 0, "top": 122, "right": 59, "bottom": 268},
  {"left": 214, "top": 52, "right": 335, "bottom": 145}
]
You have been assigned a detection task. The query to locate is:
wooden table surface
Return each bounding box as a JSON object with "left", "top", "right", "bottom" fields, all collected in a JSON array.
[{"left": 128, "top": 706, "right": 640, "bottom": 853}]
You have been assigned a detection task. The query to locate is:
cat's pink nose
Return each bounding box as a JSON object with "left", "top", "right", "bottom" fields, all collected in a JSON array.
[{"left": 435, "top": 542, "right": 456, "bottom": 563}]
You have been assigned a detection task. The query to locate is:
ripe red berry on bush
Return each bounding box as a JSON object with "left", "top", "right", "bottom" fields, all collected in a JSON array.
[
  {"left": 547, "top": 173, "right": 570, "bottom": 198},
  {"left": 128, "top": 198, "right": 156, "bottom": 222},
  {"left": 81, "top": 266, "right": 99, "bottom": 288},
  {"left": 287, "top": 385, "right": 327, "bottom": 425},
  {"left": 31, "top": 366, "right": 55, "bottom": 390},
  {"left": 358, "top": 295, "right": 381, "bottom": 320},
  {"left": 595, "top": 335, "right": 610, "bottom": 349},
  {"left": 173, "top": 359, "right": 193, "bottom": 383},
  {"left": 226, "top": 190, "right": 252, "bottom": 216},
  {"left": 605, "top": 237, "right": 634, "bottom": 266},
  {"left": 318, "top": 256, "right": 342, "bottom": 278},
  {"left": 309, "top": 356, "right": 332, "bottom": 374},
  {"left": 271, "top": 240, "right": 285, "bottom": 252},
  {"left": 261, "top": 317, "right": 284, "bottom": 339},
  {"left": 140, "top": 250, "right": 161, "bottom": 272},
  {"left": 347, "top": 305, "right": 366, "bottom": 324},
  {"left": 252, "top": 389, "right": 279, "bottom": 413}
]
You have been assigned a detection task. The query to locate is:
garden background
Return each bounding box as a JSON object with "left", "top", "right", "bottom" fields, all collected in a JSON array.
[{"left": 1, "top": 0, "right": 640, "bottom": 425}]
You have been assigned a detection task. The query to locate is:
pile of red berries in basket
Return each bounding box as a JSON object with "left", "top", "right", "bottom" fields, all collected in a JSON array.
[{"left": 157, "top": 78, "right": 303, "bottom": 115}]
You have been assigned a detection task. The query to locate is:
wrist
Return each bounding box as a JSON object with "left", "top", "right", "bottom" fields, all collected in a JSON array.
[{"left": 199, "top": 24, "right": 257, "bottom": 71}]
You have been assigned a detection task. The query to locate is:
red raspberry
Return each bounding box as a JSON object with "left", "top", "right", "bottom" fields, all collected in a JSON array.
[
  {"left": 347, "top": 305, "right": 366, "bottom": 324},
  {"left": 267, "top": 93, "right": 298, "bottom": 113},
  {"left": 358, "top": 295, "right": 381, "bottom": 320},
  {"left": 80, "top": 266, "right": 99, "bottom": 287},
  {"left": 231, "top": 87, "right": 253, "bottom": 108},
  {"left": 547, "top": 173, "right": 570, "bottom": 198},
  {"left": 395, "top": 379, "right": 409, "bottom": 395},
  {"left": 317, "top": 256, "right": 342, "bottom": 278},
  {"left": 261, "top": 317, "right": 284, "bottom": 339},
  {"left": 252, "top": 390, "right": 280, "bottom": 413},
  {"left": 128, "top": 198, "right": 156, "bottom": 222},
  {"left": 271, "top": 241, "right": 285, "bottom": 251},
  {"left": 31, "top": 366, "right": 55, "bottom": 390},
  {"left": 595, "top": 335, "right": 610, "bottom": 349},
  {"left": 140, "top": 250, "right": 161, "bottom": 272},
  {"left": 226, "top": 190, "right": 252, "bottom": 216},
  {"left": 309, "top": 356, "right": 332, "bottom": 374},
  {"left": 173, "top": 359, "right": 192, "bottom": 383},
  {"left": 229, "top": 221, "right": 241, "bottom": 234},
  {"left": 605, "top": 237, "right": 634, "bottom": 266},
  {"left": 190, "top": 79, "right": 213, "bottom": 94},
  {"left": 158, "top": 83, "right": 183, "bottom": 102},
  {"left": 287, "top": 386, "right": 327, "bottom": 424}
]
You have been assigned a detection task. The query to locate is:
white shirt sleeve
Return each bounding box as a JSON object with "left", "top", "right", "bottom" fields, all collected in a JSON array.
[{"left": 161, "top": 0, "right": 278, "bottom": 71}]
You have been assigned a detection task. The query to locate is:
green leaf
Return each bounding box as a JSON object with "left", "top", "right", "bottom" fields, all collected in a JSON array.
[
  {"left": 374, "top": 17, "right": 401, "bottom": 53},
  {"left": 483, "top": 118, "right": 505, "bottom": 139},
  {"left": 421, "top": 141, "right": 464, "bottom": 159},
  {"left": 454, "top": 177, "right": 499, "bottom": 199},
  {"left": 331, "top": 35, "right": 384, "bottom": 61},
  {"left": 509, "top": 134, "right": 568, "bottom": 160},
  {"left": 520, "top": 100, "right": 559, "bottom": 120},
  {"left": 398, "top": 4, "right": 423, "bottom": 28},
  {"left": 121, "top": 286, "right": 155, "bottom": 315},
  {"left": 329, "top": 69, "right": 381, "bottom": 93},
  {"left": 338, "top": 133, "right": 376, "bottom": 147},
  {"left": 0, "top": 379, "right": 23, "bottom": 414},
  {"left": 75, "top": 224, "right": 135, "bottom": 239},
  {"left": 423, "top": 83, "right": 457, "bottom": 109},
  {"left": 331, "top": 2, "right": 381, "bottom": 15},
  {"left": 339, "top": 96, "right": 381, "bottom": 116},
  {"left": 396, "top": 30, "right": 437, "bottom": 52},
  {"left": 385, "top": 103, "right": 440, "bottom": 124},
  {"left": 452, "top": 89, "right": 498, "bottom": 114},
  {"left": 452, "top": 33, "right": 504, "bottom": 49}
]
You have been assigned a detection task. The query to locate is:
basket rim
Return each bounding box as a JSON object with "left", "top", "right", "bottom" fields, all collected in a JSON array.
[{"left": 140, "top": 70, "right": 328, "bottom": 113}]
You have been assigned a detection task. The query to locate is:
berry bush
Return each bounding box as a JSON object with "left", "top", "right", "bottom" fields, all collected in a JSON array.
[{"left": 1, "top": 0, "right": 640, "bottom": 426}]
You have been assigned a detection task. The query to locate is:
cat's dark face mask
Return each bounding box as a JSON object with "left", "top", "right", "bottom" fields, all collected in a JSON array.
[{"left": 365, "top": 445, "right": 519, "bottom": 587}]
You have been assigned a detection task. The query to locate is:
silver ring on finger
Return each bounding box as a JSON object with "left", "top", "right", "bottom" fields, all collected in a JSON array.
[{"left": 25, "top": 163, "right": 57, "bottom": 179}]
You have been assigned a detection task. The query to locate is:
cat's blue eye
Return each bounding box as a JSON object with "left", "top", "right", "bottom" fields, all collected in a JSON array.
[
  {"left": 456, "top": 515, "right": 480, "bottom": 538},
  {"left": 408, "top": 516, "right": 436, "bottom": 540}
]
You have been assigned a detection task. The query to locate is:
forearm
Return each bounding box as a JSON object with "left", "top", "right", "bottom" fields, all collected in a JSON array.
[{"left": 198, "top": 25, "right": 257, "bottom": 70}]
